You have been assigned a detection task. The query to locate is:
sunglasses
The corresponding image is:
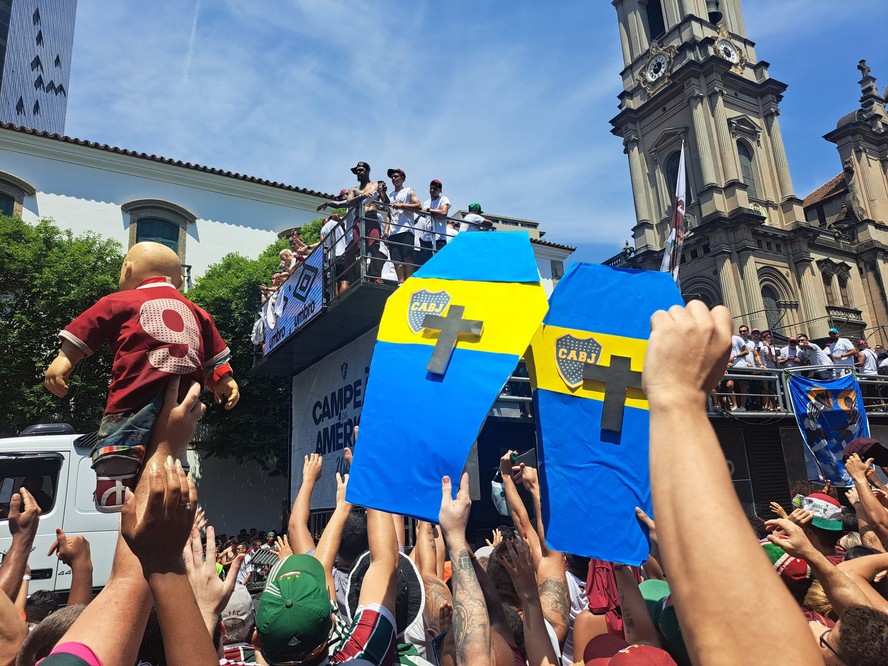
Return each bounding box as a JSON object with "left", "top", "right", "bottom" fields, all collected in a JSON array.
[{"left": 819, "top": 628, "right": 841, "bottom": 659}]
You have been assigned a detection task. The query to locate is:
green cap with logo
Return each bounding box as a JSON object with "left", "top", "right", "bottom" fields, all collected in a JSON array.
[{"left": 257, "top": 554, "right": 333, "bottom": 663}]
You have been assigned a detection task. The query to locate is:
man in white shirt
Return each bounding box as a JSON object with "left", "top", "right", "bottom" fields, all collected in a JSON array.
[
  {"left": 460, "top": 202, "right": 493, "bottom": 232},
  {"left": 418, "top": 179, "right": 451, "bottom": 266},
  {"left": 827, "top": 327, "right": 857, "bottom": 367},
  {"left": 385, "top": 167, "right": 422, "bottom": 283},
  {"left": 321, "top": 213, "right": 349, "bottom": 295},
  {"left": 728, "top": 324, "right": 753, "bottom": 411},
  {"left": 856, "top": 338, "right": 879, "bottom": 376},
  {"left": 778, "top": 337, "right": 804, "bottom": 368}
]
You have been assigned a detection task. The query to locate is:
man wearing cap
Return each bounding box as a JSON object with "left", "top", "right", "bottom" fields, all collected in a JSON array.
[
  {"left": 827, "top": 327, "right": 857, "bottom": 368},
  {"left": 255, "top": 509, "right": 398, "bottom": 665},
  {"left": 797, "top": 332, "right": 834, "bottom": 380},
  {"left": 384, "top": 168, "right": 422, "bottom": 284},
  {"left": 222, "top": 584, "right": 259, "bottom": 662},
  {"left": 855, "top": 338, "right": 879, "bottom": 377},
  {"left": 727, "top": 324, "right": 753, "bottom": 411},
  {"left": 460, "top": 203, "right": 492, "bottom": 233},
  {"left": 417, "top": 179, "right": 450, "bottom": 266}
]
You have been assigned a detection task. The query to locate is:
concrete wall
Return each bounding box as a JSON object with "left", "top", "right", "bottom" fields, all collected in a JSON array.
[{"left": 186, "top": 448, "right": 289, "bottom": 536}]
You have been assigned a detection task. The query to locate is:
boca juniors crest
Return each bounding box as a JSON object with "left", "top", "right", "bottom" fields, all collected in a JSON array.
[
  {"left": 555, "top": 334, "right": 602, "bottom": 388},
  {"left": 408, "top": 290, "right": 451, "bottom": 334}
]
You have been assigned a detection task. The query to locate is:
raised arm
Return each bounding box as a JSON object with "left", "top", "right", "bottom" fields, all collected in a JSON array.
[
  {"left": 439, "top": 474, "right": 492, "bottom": 666},
  {"left": 48, "top": 529, "right": 94, "bottom": 606},
  {"left": 846, "top": 454, "right": 888, "bottom": 549},
  {"left": 288, "top": 453, "right": 324, "bottom": 554},
  {"left": 312, "top": 472, "right": 352, "bottom": 602},
  {"left": 0, "top": 572, "right": 27, "bottom": 666},
  {"left": 0, "top": 488, "right": 41, "bottom": 601},
  {"left": 644, "top": 302, "right": 821, "bottom": 665},
  {"left": 613, "top": 565, "right": 662, "bottom": 647}
]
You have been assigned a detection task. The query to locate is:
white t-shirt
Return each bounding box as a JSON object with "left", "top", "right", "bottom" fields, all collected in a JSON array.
[
  {"left": 445, "top": 223, "right": 459, "bottom": 243},
  {"left": 389, "top": 187, "right": 417, "bottom": 235},
  {"left": 730, "top": 335, "right": 753, "bottom": 368},
  {"left": 460, "top": 212, "right": 486, "bottom": 233},
  {"left": 756, "top": 341, "right": 777, "bottom": 369},
  {"left": 421, "top": 195, "right": 451, "bottom": 239},
  {"left": 829, "top": 337, "right": 856, "bottom": 366},
  {"left": 799, "top": 342, "right": 833, "bottom": 367},
  {"left": 780, "top": 345, "right": 802, "bottom": 367},
  {"left": 859, "top": 348, "right": 879, "bottom": 375},
  {"left": 321, "top": 217, "right": 348, "bottom": 258}
]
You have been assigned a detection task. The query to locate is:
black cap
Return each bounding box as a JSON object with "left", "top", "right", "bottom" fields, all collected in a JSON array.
[{"left": 350, "top": 161, "right": 370, "bottom": 174}]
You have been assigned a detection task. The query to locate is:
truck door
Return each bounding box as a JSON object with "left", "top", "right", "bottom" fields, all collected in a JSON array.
[{"left": 0, "top": 453, "right": 67, "bottom": 593}]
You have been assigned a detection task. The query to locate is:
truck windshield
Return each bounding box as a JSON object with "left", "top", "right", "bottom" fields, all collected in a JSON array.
[{"left": 0, "top": 455, "right": 63, "bottom": 519}]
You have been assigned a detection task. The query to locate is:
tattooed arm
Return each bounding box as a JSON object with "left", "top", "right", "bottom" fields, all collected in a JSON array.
[
  {"left": 439, "top": 474, "right": 492, "bottom": 666},
  {"left": 613, "top": 565, "right": 661, "bottom": 647}
]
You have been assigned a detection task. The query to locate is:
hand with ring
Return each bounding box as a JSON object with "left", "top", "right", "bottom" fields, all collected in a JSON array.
[{"left": 122, "top": 455, "right": 198, "bottom": 574}]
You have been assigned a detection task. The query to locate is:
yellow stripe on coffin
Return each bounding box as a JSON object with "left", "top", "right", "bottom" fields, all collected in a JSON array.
[
  {"left": 378, "top": 277, "right": 548, "bottom": 356},
  {"left": 529, "top": 324, "right": 649, "bottom": 409}
]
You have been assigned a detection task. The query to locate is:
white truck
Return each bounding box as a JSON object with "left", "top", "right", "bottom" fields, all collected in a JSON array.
[{"left": 0, "top": 424, "right": 117, "bottom": 595}]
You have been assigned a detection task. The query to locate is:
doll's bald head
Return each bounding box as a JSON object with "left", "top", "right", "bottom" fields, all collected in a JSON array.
[{"left": 119, "top": 242, "right": 183, "bottom": 291}]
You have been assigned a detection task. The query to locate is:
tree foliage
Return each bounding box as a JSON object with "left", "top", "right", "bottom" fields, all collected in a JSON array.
[
  {"left": 187, "top": 240, "right": 292, "bottom": 474},
  {"left": 0, "top": 215, "right": 123, "bottom": 436}
]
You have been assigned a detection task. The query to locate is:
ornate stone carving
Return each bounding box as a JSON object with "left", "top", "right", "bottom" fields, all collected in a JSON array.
[{"left": 840, "top": 158, "right": 867, "bottom": 223}]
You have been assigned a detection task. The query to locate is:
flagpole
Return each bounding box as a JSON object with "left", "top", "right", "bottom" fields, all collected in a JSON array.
[{"left": 659, "top": 139, "right": 687, "bottom": 286}]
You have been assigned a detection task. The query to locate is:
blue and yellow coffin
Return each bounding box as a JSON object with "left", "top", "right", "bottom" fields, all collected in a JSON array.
[
  {"left": 527, "top": 263, "right": 682, "bottom": 565},
  {"left": 347, "top": 232, "right": 548, "bottom": 521}
]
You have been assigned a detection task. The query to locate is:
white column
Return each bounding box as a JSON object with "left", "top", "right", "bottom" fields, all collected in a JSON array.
[
  {"left": 738, "top": 251, "right": 767, "bottom": 329},
  {"left": 716, "top": 253, "right": 743, "bottom": 319},
  {"left": 613, "top": 0, "right": 633, "bottom": 67}
]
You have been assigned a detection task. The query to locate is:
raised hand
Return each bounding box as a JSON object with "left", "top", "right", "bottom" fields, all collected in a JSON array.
[
  {"left": 765, "top": 518, "right": 816, "bottom": 560},
  {"left": 275, "top": 534, "right": 293, "bottom": 559},
  {"left": 7, "top": 488, "right": 41, "bottom": 537},
  {"left": 303, "top": 453, "right": 324, "bottom": 484},
  {"left": 635, "top": 507, "right": 658, "bottom": 545},
  {"left": 335, "top": 472, "right": 350, "bottom": 507},
  {"left": 438, "top": 473, "right": 472, "bottom": 540},
  {"left": 48, "top": 528, "right": 91, "bottom": 567},
  {"left": 485, "top": 528, "right": 503, "bottom": 549},
  {"left": 193, "top": 507, "right": 208, "bottom": 533},
  {"left": 787, "top": 508, "right": 814, "bottom": 526},
  {"left": 513, "top": 463, "right": 539, "bottom": 493},
  {"left": 845, "top": 487, "right": 860, "bottom": 506},
  {"left": 845, "top": 453, "right": 874, "bottom": 482},
  {"left": 121, "top": 457, "right": 197, "bottom": 573},
  {"left": 182, "top": 524, "right": 242, "bottom": 624},
  {"left": 498, "top": 536, "right": 538, "bottom": 601},
  {"left": 769, "top": 501, "right": 789, "bottom": 520}
]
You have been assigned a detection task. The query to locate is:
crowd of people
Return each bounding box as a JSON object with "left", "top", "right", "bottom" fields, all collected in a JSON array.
[
  {"left": 6, "top": 303, "right": 888, "bottom": 665},
  {"left": 719, "top": 324, "right": 888, "bottom": 412}
]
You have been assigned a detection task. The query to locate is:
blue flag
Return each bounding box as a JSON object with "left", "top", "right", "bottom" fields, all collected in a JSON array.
[
  {"left": 788, "top": 372, "right": 870, "bottom": 485},
  {"left": 527, "top": 264, "right": 682, "bottom": 565},
  {"left": 346, "top": 233, "right": 548, "bottom": 522}
]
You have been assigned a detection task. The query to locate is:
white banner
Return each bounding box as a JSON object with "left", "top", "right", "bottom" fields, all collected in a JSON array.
[{"left": 290, "top": 327, "right": 378, "bottom": 510}]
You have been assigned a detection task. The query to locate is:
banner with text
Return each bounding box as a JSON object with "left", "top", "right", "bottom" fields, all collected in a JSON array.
[
  {"left": 265, "top": 249, "right": 324, "bottom": 353},
  {"left": 290, "top": 327, "right": 378, "bottom": 510}
]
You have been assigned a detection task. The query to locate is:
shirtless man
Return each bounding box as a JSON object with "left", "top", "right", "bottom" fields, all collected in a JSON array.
[{"left": 316, "top": 162, "right": 385, "bottom": 283}]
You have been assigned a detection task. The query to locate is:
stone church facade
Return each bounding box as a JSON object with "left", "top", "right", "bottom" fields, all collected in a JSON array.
[{"left": 606, "top": 0, "right": 888, "bottom": 345}]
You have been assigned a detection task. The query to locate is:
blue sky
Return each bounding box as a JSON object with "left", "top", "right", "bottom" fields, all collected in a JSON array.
[{"left": 65, "top": 1, "right": 888, "bottom": 266}]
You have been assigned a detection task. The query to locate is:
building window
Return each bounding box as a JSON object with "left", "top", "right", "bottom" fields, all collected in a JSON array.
[
  {"left": 550, "top": 260, "right": 564, "bottom": 280},
  {"left": 645, "top": 0, "right": 667, "bottom": 40},
  {"left": 54, "top": 54, "right": 61, "bottom": 68},
  {"left": 34, "top": 75, "right": 43, "bottom": 90},
  {"left": 664, "top": 151, "right": 681, "bottom": 197},
  {"left": 32, "top": 100, "right": 40, "bottom": 115},
  {"left": 136, "top": 219, "right": 179, "bottom": 253},
  {"left": 0, "top": 170, "right": 37, "bottom": 218},
  {"left": 15, "top": 97, "right": 25, "bottom": 115},
  {"left": 35, "top": 30, "right": 43, "bottom": 46},
  {"left": 0, "top": 193, "right": 14, "bottom": 216},
  {"left": 32, "top": 7, "right": 40, "bottom": 25},
  {"left": 737, "top": 141, "right": 760, "bottom": 200},
  {"left": 123, "top": 198, "right": 196, "bottom": 264},
  {"left": 30, "top": 56, "right": 42, "bottom": 72},
  {"left": 822, "top": 273, "right": 835, "bottom": 307},
  {"left": 838, "top": 276, "right": 851, "bottom": 308}
]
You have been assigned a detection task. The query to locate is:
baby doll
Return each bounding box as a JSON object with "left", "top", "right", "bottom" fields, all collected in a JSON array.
[{"left": 45, "top": 241, "right": 239, "bottom": 512}]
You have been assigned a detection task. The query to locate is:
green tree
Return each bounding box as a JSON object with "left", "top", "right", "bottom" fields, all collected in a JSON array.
[
  {"left": 187, "top": 241, "right": 291, "bottom": 473},
  {"left": 0, "top": 215, "right": 123, "bottom": 436}
]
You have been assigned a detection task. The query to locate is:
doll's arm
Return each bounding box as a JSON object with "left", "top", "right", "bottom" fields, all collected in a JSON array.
[
  {"left": 210, "top": 363, "right": 239, "bottom": 410},
  {"left": 45, "top": 340, "right": 87, "bottom": 397}
]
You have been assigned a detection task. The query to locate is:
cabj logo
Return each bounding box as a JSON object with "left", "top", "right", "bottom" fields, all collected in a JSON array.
[
  {"left": 407, "top": 290, "right": 451, "bottom": 333},
  {"left": 555, "top": 333, "right": 602, "bottom": 388}
]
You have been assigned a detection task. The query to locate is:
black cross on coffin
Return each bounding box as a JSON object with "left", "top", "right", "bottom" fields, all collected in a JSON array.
[
  {"left": 583, "top": 355, "right": 643, "bottom": 433},
  {"left": 422, "top": 305, "right": 483, "bottom": 375}
]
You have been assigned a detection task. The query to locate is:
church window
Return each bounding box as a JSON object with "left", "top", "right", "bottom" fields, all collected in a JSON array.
[
  {"left": 761, "top": 286, "right": 781, "bottom": 331},
  {"left": 822, "top": 274, "right": 835, "bottom": 307},
  {"left": 0, "top": 170, "right": 37, "bottom": 218},
  {"left": 838, "top": 276, "right": 851, "bottom": 308},
  {"left": 645, "top": 0, "right": 667, "bottom": 41},
  {"left": 737, "top": 141, "right": 760, "bottom": 200},
  {"left": 664, "top": 151, "right": 681, "bottom": 198}
]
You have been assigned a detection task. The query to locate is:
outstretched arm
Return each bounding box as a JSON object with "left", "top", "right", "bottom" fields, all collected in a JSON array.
[
  {"left": 312, "top": 473, "right": 351, "bottom": 602},
  {"left": 644, "top": 302, "right": 821, "bottom": 665},
  {"left": 440, "top": 474, "right": 492, "bottom": 666},
  {"left": 289, "top": 453, "right": 324, "bottom": 554}
]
